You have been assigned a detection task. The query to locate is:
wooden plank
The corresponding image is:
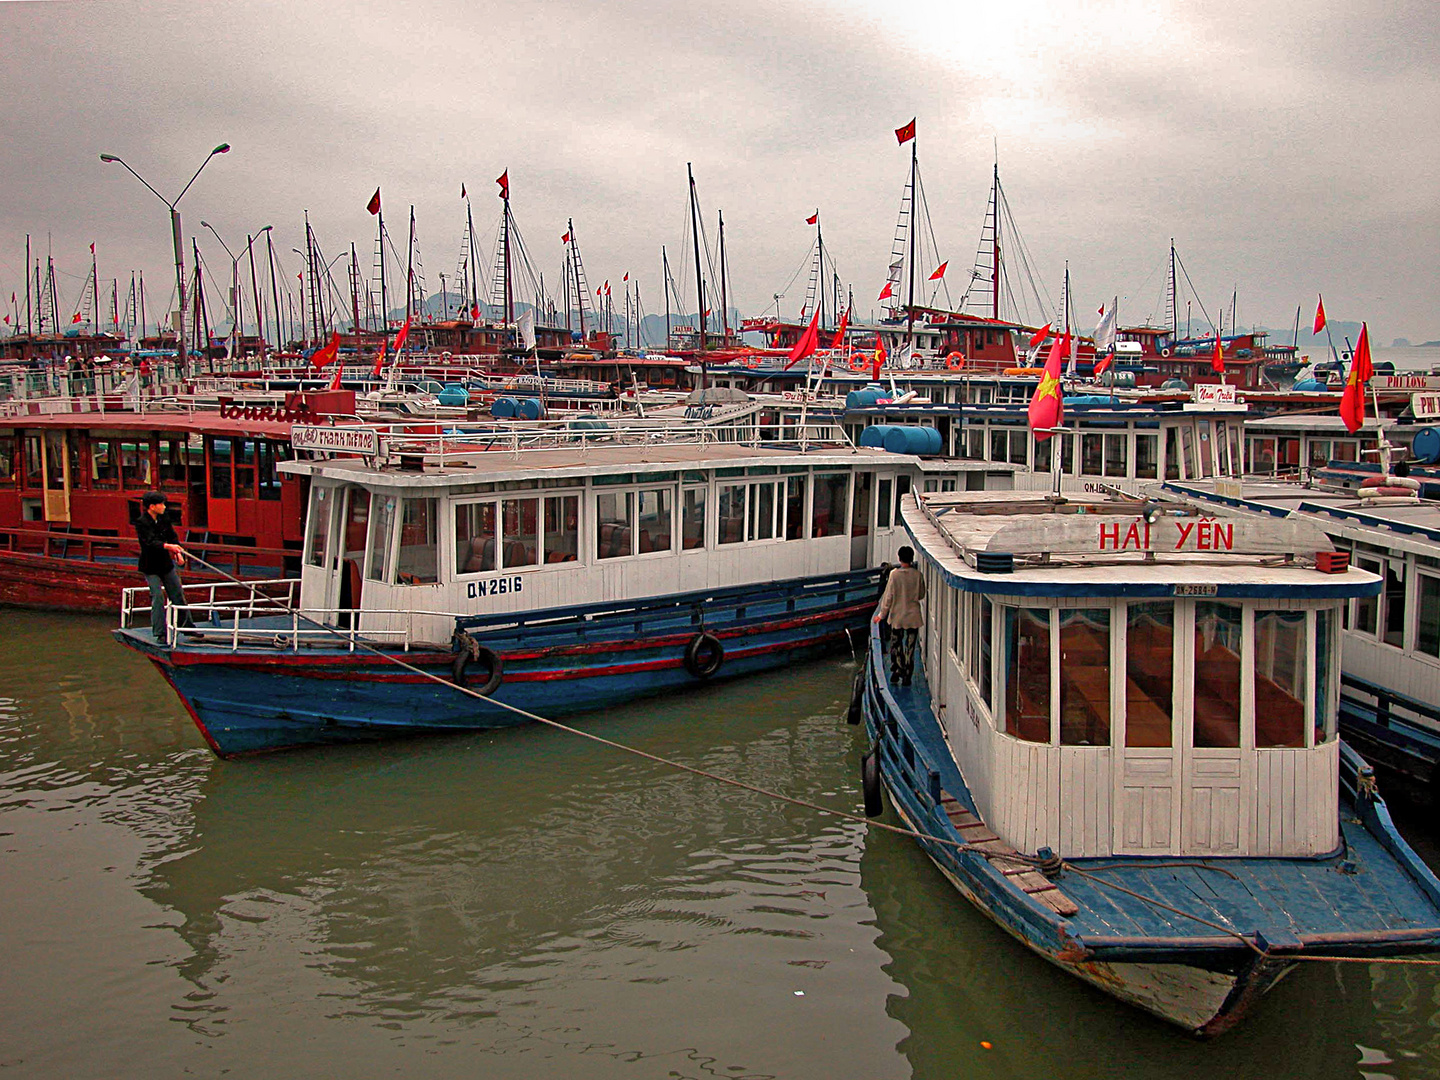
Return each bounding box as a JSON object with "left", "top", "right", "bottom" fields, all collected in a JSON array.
[
  {"left": 1014, "top": 871, "right": 1059, "bottom": 893},
  {"left": 1033, "top": 888, "right": 1080, "bottom": 917}
]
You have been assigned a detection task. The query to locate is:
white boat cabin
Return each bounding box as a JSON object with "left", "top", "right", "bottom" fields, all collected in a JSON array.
[
  {"left": 902, "top": 491, "right": 1378, "bottom": 859},
  {"left": 281, "top": 443, "right": 941, "bottom": 644}
]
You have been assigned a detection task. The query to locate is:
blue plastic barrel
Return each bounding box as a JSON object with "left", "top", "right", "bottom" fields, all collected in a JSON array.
[
  {"left": 437, "top": 383, "right": 469, "bottom": 407},
  {"left": 882, "top": 425, "right": 942, "bottom": 455},
  {"left": 1292, "top": 379, "right": 1330, "bottom": 392},
  {"left": 517, "top": 397, "right": 545, "bottom": 421},
  {"left": 1412, "top": 427, "right": 1440, "bottom": 465},
  {"left": 491, "top": 397, "right": 517, "bottom": 418},
  {"left": 858, "top": 425, "right": 894, "bottom": 448}
]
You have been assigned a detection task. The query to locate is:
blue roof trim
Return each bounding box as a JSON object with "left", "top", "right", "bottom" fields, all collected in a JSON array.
[
  {"left": 1162, "top": 481, "right": 1293, "bottom": 518},
  {"left": 1297, "top": 502, "right": 1440, "bottom": 543}
]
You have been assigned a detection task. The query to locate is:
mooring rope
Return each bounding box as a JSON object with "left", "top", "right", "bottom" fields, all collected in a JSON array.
[{"left": 161, "top": 552, "right": 1440, "bottom": 969}]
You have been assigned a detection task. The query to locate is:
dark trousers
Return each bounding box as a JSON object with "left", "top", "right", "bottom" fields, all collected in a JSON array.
[
  {"left": 144, "top": 567, "right": 192, "bottom": 639},
  {"left": 889, "top": 627, "right": 919, "bottom": 684}
]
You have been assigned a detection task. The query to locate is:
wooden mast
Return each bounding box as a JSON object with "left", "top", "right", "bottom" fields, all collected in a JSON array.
[
  {"left": 466, "top": 194, "right": 479, "bottom": 320},
  {"left": 687, "top": 164, "right": 705, "bottom": 351},
  {"left": 906, "top": 130, "right": 917, "bottom": 352},
  {"left": 349, "top": 243, "right": 361, "bottom": 345},
  {"left": 718, "top": 210, "right": 729, "bottom": 344},
  {"left": 662, "top": 245, "right": 671, "bottom": 350},
  {"left": 991, "top": 161, "right": 1001, "bottom": 321},
  {"left": 377, "top": 198, "right": 390, "bottom": 333}
]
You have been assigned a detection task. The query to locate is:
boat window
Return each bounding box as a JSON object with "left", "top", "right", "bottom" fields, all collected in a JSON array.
[
  {"left": 234, "top": 439, "right": 256, "bottom": 499},
  {"left": 120, "top": 440, "right": 152, "bottom": 488},
  {"left": 305, "top": 486, "right": 334, "bottom": 568},
  {"left": 966, "top": 428, "right": 985, "bottom": 460},
  {"left": 0, "top": 435, "right": 13, "bottom": 485},
  {"left": 749, "top": 481, "right": 778, "bottom": 541},
  {"left": 717, "top": 484, "right": 746, "bottom": 544},
  {"left": 257, "top": 442, "right": 284, "bottom": 501},
  {"left": 1125, "top": 602, "right": 1174, "bottom": 747},
  {"left": 1308, "top": 440, "right": 1331, "bottom": 469},
  {"left": 91, "top": 438, "right": 120, "bottom": 489},
  {"left": 979, "top": 596, "right": 993, "bottom": 710},
  {"left": 1315, "top": 608, "right": 1336, "bottom": 743},
  {"left": 638, "top": 488, "right": 672, "bottom": 553},
  {"left": 949, "top": 588, "right": 962, "bottom": 657},
  {"left": 1418, "top": 573, "right": 1440, "bottom": 659},
  {"left": 1332, "top": 440, "right": 1357, "bottom": 462},
  {"left": 501, "top": 497, "right": 540, "bottom": 568},
  {"left": 1058, "top": 431, "right": 1074, "bottom": 475},
  {"left": 366, "top": 495, "right": 397, "bottom": 582},
  {"left": 1135, "top": 433, "right": 1158, "bottom": 479},
  {"left": 1192, "top": 602, "right": 1242, "bottom": 748},
  {"left": 210, "top": 438, "right": 233, "bottom": 499},
  {"left": 456, "top": 502, "right": 498, "bottom": 572},
  {"left": 877, "top": 478, "right": 893, "bottom": 529},
  {"left": 544, "top": 495, "right": 579, "bottom": 562},
  {"left": 990, "top": 429, "right": 1006, "bottom": 463},
  {"left": 158, "top": 438, "right": 189, "bottom": 487},
  {"left": 23, "top": 434, "right": 42, "bottom": 488},
  {"left": 1228, "top": 427, "right": 1242, "bottom": 473},
  {"left": 396, "top": 498, "right": 439, "bottom": 584},
  {"left": 596, "top": 490, "right": 634, "bottom": 559},
  {"left": 1081, "top": 434, "right": 1103, "bottom": 476},
  {"left": 851, "top": 473, "right": 872, "bottom": 541},
  {"left": 1278, "top": 437, "right": 1301, "bottom": 470},
  {"left": 1180, "top": 426, "right": 1197, "bottom": 479},
  {"left": 1008, "top": 430, "right": 1028, "bottom": 466},
  {"left": 1163, "top": 429, "right": 1180, "bottom": 481},
  {"left": 1249, "top": 436, "right": 1276, "bottom": 475},
  {"left": 1354, "top": 557, "right": 1381, "bottom": 635},
  {"left": 1383, "top": 563, "right": 1406, "bottom": 648},
  {"left": 1003, "top": 607, "right": 1051, "bottom": 743},
  {"left": 682, "top": 487, "right": 706, "bottom": 550},
  {"left": 1059, "top": 608, "right": 1110, "bottom": 746},
  {"left": 1197, "top": 423, "right": 1213, "bottom": 477},
  {"left": 1254, "top": 609, "right": 1306, "bottom": 748},
  {"left": 784, "top": 476, "right": 807, "bottom": 540},
  {"left": 812, "top": 473, "right": 849, "bottom": 538},
  {"left": 1033, "top": 436, "right": 1052, "bottom": 474},
  {"left": 1104, "top": 434, "right": 1128, "bottom": 478}
]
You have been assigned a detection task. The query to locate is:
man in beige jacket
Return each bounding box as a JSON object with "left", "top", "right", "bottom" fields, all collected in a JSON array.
[{"left": 872, "top": 545, "right": 926, "bottom": 685}]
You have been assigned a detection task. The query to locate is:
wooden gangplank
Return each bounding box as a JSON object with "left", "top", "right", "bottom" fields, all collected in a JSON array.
[{"left": 939, "top": 794, "right": 1079, "bottom": 917}]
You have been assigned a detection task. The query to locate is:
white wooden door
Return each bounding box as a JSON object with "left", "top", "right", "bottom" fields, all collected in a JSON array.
[
  {"left": 1113, "top": 602, "right": 1182, "bottom": 853},
  {"left": 1181, "top": 602, "right": 1250, "bottom": 854}
]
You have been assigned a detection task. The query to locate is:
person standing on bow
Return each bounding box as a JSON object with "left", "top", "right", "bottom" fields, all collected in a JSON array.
[
  {"left": 135, "top": 492, "right": 192, "bottom": 640},
  {"left": 873, "top": 545, "right": 926, "bottom": 686}
]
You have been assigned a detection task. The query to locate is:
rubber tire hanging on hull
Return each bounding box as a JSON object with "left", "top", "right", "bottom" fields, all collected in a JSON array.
[
  {"left": 861, "top": 744, "right": 884, "bottom": 818},
  {"left": 452, "top": 645, "right": 504, "bottom": 696},
  {"left": 847, "top": 671, "right": 865, "bottom": 725},
  {"left": 683, "top": 632, "right": 724, "bottom": 679}
]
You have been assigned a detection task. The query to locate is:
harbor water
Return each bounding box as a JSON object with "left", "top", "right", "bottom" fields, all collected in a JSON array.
[{"left": 2, "top": 610, "right": 1439, "bottom": 1078}]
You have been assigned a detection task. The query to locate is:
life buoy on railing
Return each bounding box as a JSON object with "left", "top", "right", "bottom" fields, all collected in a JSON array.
[
  {"left": 683, "top": 631, "right": 724, "bottom": 678},
  {"left": 945, "top": 351, "right": 966, "bottom": 371},
  {"left": 1160, "top": 347, "right": 1172, "bottom": 358},
  {"left": 451, "top": 639, "right": 504, "bottom": 695}
]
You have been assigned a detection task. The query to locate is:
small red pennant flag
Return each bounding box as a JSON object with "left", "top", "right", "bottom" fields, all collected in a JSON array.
[
  {"left": 878, "top": 281, "right": 894, "bottom": 301},
  {"left": 623, "top": 272, "right": 629, "bottom": 282},
  {"left": 89, "top": 242, "right": 95, "bottom": 255},
  {"left": 561, "top": 231, "right": 570, "bottom": 243},
  {"left": 895, "top": 118, "right": 916, "bottom": 145},
  {"left": 783, "top": 308, "right": 821, "bottom": 370},
  {"left": 470, "top": 304, "right": 479, "bottom": 320},
  {"left": 460, "top": 183, "right": 467, "bottom": 199},
  {"left": 1313, "top": 295, "right": 1327, "bottom": 335},
  {"left": 831, "top": 307, "right": 849, "bottom": 349},
  {"left": 805, "top": 211, "right": 818, "bottom": 225},
  {"left": 371, "top": 340, "right": 387, "bottom": 379},
  {"left": 71, "top": 312, "right": 82, "bottom": 323},
  {"left": 496, "top": 171, "right": 509, "bottom": 199},
  {"left": 1028, "top": 323, "right": 1052, "bottom": 348},
  {"left": 928, "top": 261, "right": 948, "bottom": 281},
  {"left": 327, "top": 356, "right": 344, "bottom": 390},
  {"left": 367, "top": 188, "right": 381, "bottom": 215},
  {"left": 392, "top": 315, "right": 412, "bottom": 353}
]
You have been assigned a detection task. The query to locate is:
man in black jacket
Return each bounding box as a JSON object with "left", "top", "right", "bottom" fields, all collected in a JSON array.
[{"left": 135, "top": 492, "right": 192, "bottom": 638}]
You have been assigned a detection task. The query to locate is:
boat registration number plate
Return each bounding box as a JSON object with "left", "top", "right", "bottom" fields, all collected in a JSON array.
[
  {"left": 466, "top": 576, "right": 523, "bottom": 599},
  {"left": 1173, "top": 583, "right": 1218, "bottom": 596}
]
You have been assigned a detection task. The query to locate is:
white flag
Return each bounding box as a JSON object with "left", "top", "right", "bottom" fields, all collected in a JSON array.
[
  {"left": 517, "top": 309, "right": 536, "bottom": 351},
  {"left": 1094, "top": 297, "right": 1118, "bottom": 353}
]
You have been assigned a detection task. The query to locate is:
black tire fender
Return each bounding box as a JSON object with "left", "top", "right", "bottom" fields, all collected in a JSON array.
[
  {"left": 847, "top": 670, "right": 865, "bottom": 725},
  {"left": 861, "top": 743, "right": 884, "bottom": 818},
  {"left": 452, "top": 644, "right": 504, "bottom": 695},
  {"left": 683, "top": 631, "right": 724, "bottom": 679}
]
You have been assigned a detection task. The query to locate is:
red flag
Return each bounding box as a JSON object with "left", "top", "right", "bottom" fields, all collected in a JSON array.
[
  {"left": 1211, "top": 332, "right": 1225, "bottom": 374},
  {"left": 783, "top": 308, "right": 821, "bottom": 370},
  {"left": 2, "top": 315, "right": 8, "bottom": 325},
  {"left": 470, "top": 304, "right": 479, "bottom": 320},
  {"left": 496, "top": 171, "right": 509, "bottom": 199},
  {"left": 623, "top": 272, "right": 629, "bottom": 282},
  {"left": 561, "top": 231, "right": 570, "bottom": 243},
  {"left": 605, "top": 282, "right": 612, "bottom": 297},
  {"left": 327, "top": 356, "right": 344, "bottom": 390},
  {"left": 895, "top": 118, "right": 916, "bottom": 145},
  {"left": 1094, "top": 352, "right": 1113, "bottom": 377},
  {"left": 309, "top": 330, "right": 341, "bottom": 369},
  {"left": 928, "top": 261, "right": 948, "bottom": 281},
  {"left": 805, "top": 211, "right": 818, "bottom": 225},
  {"left": 1313, "top": 295, "right": 1326, "bottom": 335},
  {"left": 71, "top": 312, "right": 82, "bottom": 324},
  {"left": 1339, "top": 323, "right": 1373, "bottom": 433},
  {"left": 1028, "top": 331, "right": 1068, "bottom": 441},
  {"left": 1028, "top": 323, "right": 1052, "bottom": 348},
  {"left": 392, "top": 315, "right": 412, "bottom": 353},
  {"left": 872, "top": 333, "right": 887, "bottom": 379},
  {"left": 831, "top": 308, "right": 849, "bottom": 349},
  {"left": 89, "top": 242, "right": 95, "bottom": 254},
  {"left": 460, "top": 183, "right": 467, "bottom": 199},
  {"left": 371, "top": 340, "right": 387, "bottom": 379},
  {"left": 367, "top": 188, "right": 381, "bottom": 215},
  {"left": 878, "top": 281, "right": 894, "bottom": 301}
]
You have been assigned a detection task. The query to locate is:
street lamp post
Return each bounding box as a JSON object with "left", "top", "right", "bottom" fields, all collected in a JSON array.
[
  {"left": 243, "top": 226, "right": 274, "bottom": 356},
  {"left": 100, "top": 143, "right": 229, "bottom": 372}
]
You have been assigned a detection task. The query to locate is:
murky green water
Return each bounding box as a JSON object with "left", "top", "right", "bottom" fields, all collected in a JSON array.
[{"left": 1, "top": 610, "right": 1438, "bottom": 1078}]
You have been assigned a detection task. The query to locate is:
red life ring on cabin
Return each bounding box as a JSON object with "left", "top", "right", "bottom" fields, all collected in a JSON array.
[
  {"left": 945, "top": 352, "right": 966, "bottom": 371},
  {"left": 1160, "top": 347, "right": 1172, "bottom": 358}
]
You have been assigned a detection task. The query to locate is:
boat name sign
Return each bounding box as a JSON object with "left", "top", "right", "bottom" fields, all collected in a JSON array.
[
  {"left": 1412, "top": 393, "right": 1440, "bottom": 420},
  {"left": 291, "top": 424, "right": 380, "bottom": 456},
  {"left": 983, "top": 514, "right": 1333, "bottom": 557},
  {"left": 1374, "top": 374, "right": 1440, "bottom": 391}
]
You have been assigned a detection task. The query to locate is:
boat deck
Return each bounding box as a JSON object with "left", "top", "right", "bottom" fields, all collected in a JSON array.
[{"left": 881, "top": 645, "right": 1440, "bottom": 957}]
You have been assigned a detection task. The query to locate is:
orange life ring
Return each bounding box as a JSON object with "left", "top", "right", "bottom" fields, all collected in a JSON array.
[
  {"left": 1004, "top": 367, "right": 1046, "bottom": 377},
  {"left": 945, "top": 351, "right": 966, "bottom": 371}
]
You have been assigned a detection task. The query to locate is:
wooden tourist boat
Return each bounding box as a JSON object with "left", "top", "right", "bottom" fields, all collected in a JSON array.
[
  {"left": 113, "top": 427, "right": 969, "bottom": 755},
  {"left": 857, "top": 488, "right": 1440, "bottom": 1034}
]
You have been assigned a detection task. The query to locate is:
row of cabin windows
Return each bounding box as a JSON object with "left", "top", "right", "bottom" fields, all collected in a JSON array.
[
  {"left": 943, "top": 593, "right": 1338, "bottom": 750},
  {"left": 0, "top": 431, "right": 285, "bottom": 499},
  {"left": 1246, "top": 435, "right": 1376, "bottom": 474},
  {"left": 959, "top": 423, "right": 1234, "bottom": 481},
  {"left": 306, "top": 471, "right": 898, "bottom": 585},
  {"left": 1338, "top": 543, "right": 1440, "bottom": 661}
]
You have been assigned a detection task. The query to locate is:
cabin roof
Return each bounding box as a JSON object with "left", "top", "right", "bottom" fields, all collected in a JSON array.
[
  {"left": 280, "top": 442, "right": 909, "bottom": 488},
  {"left": 0, "top": 409, "right": 294, "bottom": 438}
]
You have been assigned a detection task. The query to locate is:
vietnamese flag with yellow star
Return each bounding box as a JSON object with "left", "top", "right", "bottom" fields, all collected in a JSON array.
[{"left": 1028, "top": 330, "right": 1069, "bottom": 441}]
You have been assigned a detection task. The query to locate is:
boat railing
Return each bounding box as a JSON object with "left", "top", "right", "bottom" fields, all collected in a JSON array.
[
  {"left": 120, "top": 577, "right": 301, "bottom": 631},
  {"left": 160, "top": 597, "right": 458, "bottom": 653},
  {"left": 1, "top": 524, "right": 293, "bottom": 577}
]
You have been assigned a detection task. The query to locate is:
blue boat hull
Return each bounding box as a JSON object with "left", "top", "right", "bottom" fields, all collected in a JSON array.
[{"left": 116, "top": 570, "right": 880, "bottom": 756}]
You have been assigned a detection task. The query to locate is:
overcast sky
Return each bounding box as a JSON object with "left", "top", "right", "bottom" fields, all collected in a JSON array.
[{"left": 2, "top": 0, "right": 1437, "bottom": 342}]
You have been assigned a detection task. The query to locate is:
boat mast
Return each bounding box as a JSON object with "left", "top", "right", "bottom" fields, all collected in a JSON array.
[
  {"left": 466, "top": 194, "right": 479, "bottom": 319},
  {"left": 568, "top": 220, "right": 585, "bottom": 338},
  {"left": 1169, "top": 239, "right": 1177, "bottom": 339},
  {"left": 687, "top": 163, "right": 706, "bottom": 353},
  {"left": 816, "top": 211, "right": 826, "bottom": 332},
  {"left": 662, "top": 245, "right": 671, "bottom": 349},
  {"left": 349, "top": 243, "right": 361, "bottom": 342},
  {"left": 991, "top": 159, "right": 1001, "bottom": 321},
  {"left": 377, "top": 199, "right": 389, "bottom": 333},
  {"left": 718, "top": 210, "right": 729, "bottom": 344},
  {"left": 248, "top": 234, "right": 263, "bottom": 349},
  {"left": 24, "top": 235, "right": 31, "bottom": 336},
  {"left": 500, "top": 179, "right": 513, "bottom": 330},
  {"left": 906, "top": 132, "right": 917, "bottom": 350},
  {"left": 1291, "top": 304, "right": 1301, "bottom": 348},
  {"left": 264, "top": 231, "right": 281, "bottom": 351},
  {"left": 90, "top": 244, "right": 98, "bottom": 332},
  {"left": 405, "top": 205, "right": 416, "bottom": 334},
  {"left": 138, "top": 271, "right": 146, "bottom": 342}
]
